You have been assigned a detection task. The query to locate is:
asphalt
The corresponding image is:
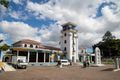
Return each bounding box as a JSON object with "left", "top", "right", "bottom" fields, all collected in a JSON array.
[{"left": 0, "top": 65, "right": 120, "bottom": 80}]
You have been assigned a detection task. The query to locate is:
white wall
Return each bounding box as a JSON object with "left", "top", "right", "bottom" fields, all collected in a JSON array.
[{"left": 60, "top": 30, "right": 78, "bottom": 63}]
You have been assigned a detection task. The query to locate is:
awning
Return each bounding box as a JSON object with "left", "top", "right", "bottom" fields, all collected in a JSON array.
[
  {"left": 12, "top": 47, "right": 30, "bottom": 51},
  {"left": 11, "top": 47, "right": 61, "bottom": 54}
]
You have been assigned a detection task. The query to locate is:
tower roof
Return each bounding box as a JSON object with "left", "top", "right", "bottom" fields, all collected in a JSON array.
[{"left": 62, "top": 22, "right": 77, "bottom": 31}]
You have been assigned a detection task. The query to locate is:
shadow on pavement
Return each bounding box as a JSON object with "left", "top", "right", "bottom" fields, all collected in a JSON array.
[{"left": 101, "top": 68, "right": 114, "bottom": 71}]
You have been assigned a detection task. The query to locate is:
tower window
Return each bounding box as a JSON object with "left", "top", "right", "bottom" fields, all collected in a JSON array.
[
  {"left": 24, "top": 44, "right": 27, "bottom": 47},
  {"left": 64, "top": 47, "right": 67, "bottom": 51},
  {"left": 73, "top": 42, "right": 75, "bottom": 45},
  {"left": 36, "top": 45, "right": 38, "bottom": 48},
  {"left": 30, "top": 44, "right": 33, "bottom": 48},
  {"left": 64, "top": 33, "right": 66, "bottom": 36},
  {"left": 64, "top": 40, "right": 67, "bottom": 43}
]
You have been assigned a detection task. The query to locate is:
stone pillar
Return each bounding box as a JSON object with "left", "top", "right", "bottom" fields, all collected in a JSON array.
[
  {"left": 95, "top": 47, "right": 103, "bottom": 66},
  {"left": 27, "top": 51, "right": 30, "bottom": 63},
  {"left": 36, "top": 52, "right": 38, "bottom": 63},
  {"left": 90, "top": 56, "right": 92, "bottom": 63},
  {"left": 49, "top": 54, "right": 50, "bottom": 63},
  {"left": 44, "top": 52, "right": 46, "bottom": 63},
  {"left": 115, "top": 57, "right": 120, "bottom": 69},
  {"left": 76, "top": 35, "right": 79, "bottom": 62},
  {"left": 119, "top": 58, "right": 120, "bottom": 69},
  {"left": 116, "top": 58, "right": 119, "bottom": 69},
  {"left": 17, "top": 50, "right": 19, "bottom": 57},
  {"left": 114, "top": 57, "right": 120, "bottom": 71}
]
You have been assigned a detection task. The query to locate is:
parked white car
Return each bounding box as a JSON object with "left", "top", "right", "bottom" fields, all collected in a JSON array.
[{"left": 60, "top": 59, "right": 70, "bottom": 66}]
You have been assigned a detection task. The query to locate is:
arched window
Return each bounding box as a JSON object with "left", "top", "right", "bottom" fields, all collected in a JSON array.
[
  {"left": 64, "top": 47, "right": 67, "bottom": 51},
  {"left": 64, "top": 33, "right": 66, "bottom": 36},
  {"left": 24, "top": 44, "right": 27, "bottom": 47},
  {"left": 30, "top": 44, "right": 33, "bottom": 48},
  {"left": 64, "top": 40, "right": 67, "bottom": 43},
  {"left": 36, "top": 45, "right": 38, "bottom": 48}
]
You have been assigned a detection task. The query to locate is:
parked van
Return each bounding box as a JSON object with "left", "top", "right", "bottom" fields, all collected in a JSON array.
[{"left": 11, "top": 56, "right": 28, "bottom": 69}]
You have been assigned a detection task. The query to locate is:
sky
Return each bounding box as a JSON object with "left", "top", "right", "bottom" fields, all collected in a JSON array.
[{"left": 0, "top": 0, "right": 120, "bottom": 48}]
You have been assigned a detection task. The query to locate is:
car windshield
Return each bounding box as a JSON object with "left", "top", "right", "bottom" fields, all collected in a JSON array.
[
  {"left": 61, "top": 59, "right": 68, "bottom": 62},
  {"left": 18, "top": 60, "right": 24, "bottom": 63}
]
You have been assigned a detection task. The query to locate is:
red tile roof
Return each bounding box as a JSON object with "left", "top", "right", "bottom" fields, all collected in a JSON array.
[
  {"left": 13, "top": 39, "right": 41, "bottom": 45},
  {"left": 13, "top": 39, "right": 61, "bottom": 51}
]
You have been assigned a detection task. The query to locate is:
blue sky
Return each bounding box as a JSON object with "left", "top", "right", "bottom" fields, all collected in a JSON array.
[
  {"left": 1, "top": 0, "right": 56, "bottom": 27},
  {"left": 0, "top": 0, "right": 120, "bottom": 48}
]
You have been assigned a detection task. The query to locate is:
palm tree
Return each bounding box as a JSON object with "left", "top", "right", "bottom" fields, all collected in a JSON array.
[{"left": 0, "top": 44, "right": 10, "bottom": 51}]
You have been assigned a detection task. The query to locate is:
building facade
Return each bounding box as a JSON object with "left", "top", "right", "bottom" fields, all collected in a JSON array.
[
  {"left": 6, "top": 39, "right": 62, "bottom": 66},
  {"left": 60, "top": 22, "right": 79, "bottom": 63},
  {"left": 79, "top": 48, "right": 95, "bottom": 64}
]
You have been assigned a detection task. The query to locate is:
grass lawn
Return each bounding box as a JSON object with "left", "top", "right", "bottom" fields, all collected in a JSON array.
[{"left": 102, "top": 58, "right": 114, "bottom": 65}]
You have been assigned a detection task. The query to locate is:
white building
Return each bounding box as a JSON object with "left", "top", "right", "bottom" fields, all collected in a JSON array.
[
  {"left": 79, "top": 48, "right": 95, "bottom": 64},
  {"left": 60, "top": 22, "right": 79, "bottom": 63},
  {"left": 2, "top": 39, "right": 62, "bottom": 66}
]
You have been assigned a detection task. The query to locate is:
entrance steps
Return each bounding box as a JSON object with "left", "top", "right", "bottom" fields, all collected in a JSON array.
[{"left": 2, "top": 63, "right": 16, "bottom": 72}]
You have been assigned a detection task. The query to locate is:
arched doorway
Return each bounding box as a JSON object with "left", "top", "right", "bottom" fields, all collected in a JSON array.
[{"left": 4, "top": 57, "right": 9, "bottom": 62}]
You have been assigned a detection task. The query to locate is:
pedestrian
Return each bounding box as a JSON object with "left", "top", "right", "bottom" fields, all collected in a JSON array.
[
  {"left": 69, "top": 60, "right": 72, "bottom": 66},
  {"left": 83, "top": 60, "right": 87, "bottom": 68},
  {"left": 86, "top": 59, "right": 90, "bottom": 67},
  {"left": 57, "top": 60, "right": 60, "bottom": 66},
  {"left": 57, "top": 60, "right": 62, "bottom": 68}
]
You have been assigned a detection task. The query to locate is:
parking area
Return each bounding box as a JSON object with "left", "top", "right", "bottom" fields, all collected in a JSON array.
[{"left": 0, "top": 65, "right": 120, "bottom": 80}]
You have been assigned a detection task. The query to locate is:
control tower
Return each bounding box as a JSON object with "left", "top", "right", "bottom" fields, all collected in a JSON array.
[{"left": 60, "top": 22, "right": 78, "bottom": 63}]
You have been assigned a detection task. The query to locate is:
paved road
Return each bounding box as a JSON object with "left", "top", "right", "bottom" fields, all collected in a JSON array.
[{"left": 0, "top": 65, "right": 120, "bottom": 80}]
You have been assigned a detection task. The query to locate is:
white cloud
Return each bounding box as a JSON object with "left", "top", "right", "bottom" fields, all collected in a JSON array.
[
  {"left": 0, "top": 33, "right": 6, "bottom": 40},
  {"left": 9, "top": 10, "right": 28, "bottom": 20},
  {"left": 0, "top": 21, "right": 62, "bottom": 47},
  {"left": 1, "top": 0, "right": 120, "bottom": 48},
  {"left": 38, "top": 23, "right": 62, "bottom": 47},
  {"left": 0, "top": 5, "right": 7, "bottom": 18},
  {"left": 12, "top": 0, "right": 22, "bottom": 5},
  {"left": 0, "top": 21, "right": 40, "bottom": 42},
  {"left": 102, "top": 6, "right": 120, "bottom": 22},
  {"left": 9, "top": 11, "right": 19, "bottom": 19},
  {"left": 26, "top": 0, "right": 98, "bottom": 24},
  {"left": 0, "top": 33, "right": 8, "bottom": 45},
  {"left": 26, "top": 0, "right": 120, "bottom": 48}
]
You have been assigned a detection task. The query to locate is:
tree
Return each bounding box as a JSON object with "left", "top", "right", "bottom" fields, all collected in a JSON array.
[
  {"left": 110, "top": 39, "right": 120, "bottom": 56},
  {"left": 102, "top": 31, "right": 115, "bottom": 57},
  {"left": 93, "top": 31, "right": 119, "bottom": 58},
  {"left": 0, "top": 0, "right": 9, "bottom": 8},
  {"left": 102, "top": 31, "right": 115, "bottom": 42},
  {"left": 0, "top": 0, "right": 9, "bottom": 17},
  {"left": 0, "top": 44, "right": 10, "bottom": 51}
]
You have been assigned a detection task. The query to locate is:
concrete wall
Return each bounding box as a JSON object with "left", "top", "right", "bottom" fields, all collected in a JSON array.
[{"left": 60, "top": 30, "right": 78, "bottom": 63}]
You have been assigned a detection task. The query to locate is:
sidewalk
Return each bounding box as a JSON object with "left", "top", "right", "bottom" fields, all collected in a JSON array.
[{"left": 2, "top": 63, "right": 16, "bottom": 72}]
